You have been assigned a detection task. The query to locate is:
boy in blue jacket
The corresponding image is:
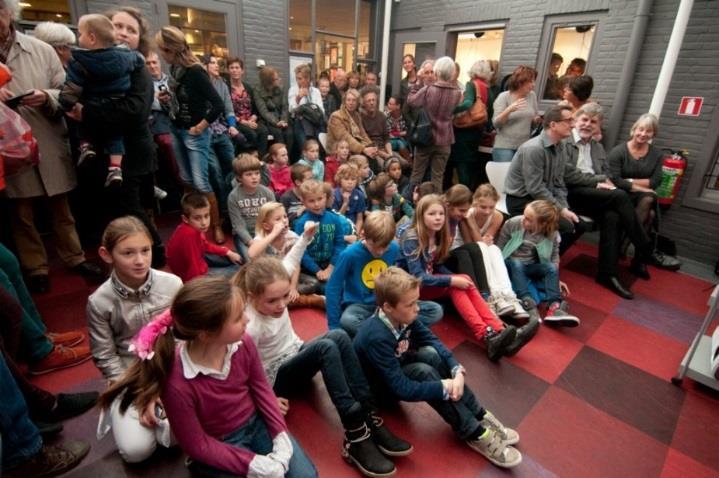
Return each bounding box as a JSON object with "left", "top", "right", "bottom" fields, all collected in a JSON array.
[
  {"left": 294, "top": 179, "right": 347, "bottom": 292},
  {"left": 326, "top": 211, "right": 443, "bottom": 335},
  {"left": 353, "top": 267, "right": 522, "bottom": 469}
]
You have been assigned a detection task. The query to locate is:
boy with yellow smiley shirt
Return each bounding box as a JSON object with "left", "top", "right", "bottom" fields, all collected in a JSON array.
[{"left": 326, "top": 211, "right": 443, "bottom": 336}]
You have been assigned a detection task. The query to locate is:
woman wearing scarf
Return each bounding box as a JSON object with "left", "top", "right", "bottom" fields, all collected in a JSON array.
[{"left": 327, "top": 88, "right": 377, "bottom": 159}]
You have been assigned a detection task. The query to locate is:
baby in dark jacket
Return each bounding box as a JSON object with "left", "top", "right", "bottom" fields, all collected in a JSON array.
[{"left": 59, "top": 14, "right": 145, "bottom": 188}]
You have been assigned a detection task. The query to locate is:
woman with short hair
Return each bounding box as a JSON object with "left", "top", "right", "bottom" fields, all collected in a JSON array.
[
  {"left": 326, "top": 88, "right": 375, "bottom": 158},
  {"left": 32, "top": 21, "right": 75, "bottom": 67},
  {"left": 227, "top": 57, "right": 268, "bottom": 156}
]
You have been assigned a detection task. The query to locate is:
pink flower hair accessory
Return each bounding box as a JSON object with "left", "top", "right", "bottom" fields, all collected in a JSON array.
[{"left": 128, "top": 309, "right": 174, "bottom": 361}]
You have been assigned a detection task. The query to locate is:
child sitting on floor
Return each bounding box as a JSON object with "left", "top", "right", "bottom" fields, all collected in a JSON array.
[
  {"left": 248, "top": 201, "right": 324, "bottom": 308},
  {"left": 367, "top": 172, "right": 414, "bottom": 225},
  {"left": 353, "top": 267, "right": 522, "bottom": 469},
  {"left": 280, "top": 163, "right": 313, "bottom": 226},
  {"left": 385, "top": 157, "right": 410, "bottom": 199},
  {"left": 324, "top": 181, "right": 359, "bottom": 245},
  {"left": 97, "top": 276, "right": 318, "bottom": 477},
  {"left": 266, "top": 143, "right": 293, "bottom": 198},
  {"left": 297, "top": 139, "right": 324, "bottom": 181},
  {"left": 333, "top": 163, "right": 366, "bottom": 231},
  {"left": 496, "top": 199, "right": 580, "bottom": 327},
  {"left": 235, "top": 257, "right": 412, "bottom": 477},
  {"left": 325, "top": 138, "right": 351, "bottom": 186},
  {"left": 349, "top": 155, "right": 374, "bottom": 195},
  {"left": 166, "top": 193, "right": 241, "bottom": 282}
]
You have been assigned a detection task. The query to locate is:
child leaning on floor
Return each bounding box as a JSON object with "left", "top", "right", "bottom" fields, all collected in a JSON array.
[
  {"left": 166, "top": 193, "right": 242, "bottom": 283},
  {"left": 353, "top": 267, "right": 522, "bottom": 469},
  {"left": 326, "top": 210, "right": 442, "bottom": 336},
  {"left": 248, "top": 201, "right": 325, "bottom": 308},
  {"left": 280, "top": 163, "right": 314, "bottom": 226},
  {"left": 398, "top": 194, "right": 532, "bottom": 361},
  {"left": 88, "top": 216, "right": 183, "bottom": 463},
  {"left": 228, "top": 154, "right": 277, "bottom": 263},
  {"left": 294, "top": 179, "right": 347, "bottom": 291},
  {"left": 234, "top": 257, "right": 411, "bottom": 478},
  {"left": 496, "top": 199, "right": 580, "bottom": 327},
  {"left": 98, "top": 276, "right": 317, "bottom": 477}
]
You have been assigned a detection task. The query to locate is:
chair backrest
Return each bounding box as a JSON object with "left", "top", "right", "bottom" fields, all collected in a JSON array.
[
  {"left": 485, "top": 161, "right": 511, "bottom": 194},
  {"left": 318, "top": 132, "right": 329, "bottom": 152}
]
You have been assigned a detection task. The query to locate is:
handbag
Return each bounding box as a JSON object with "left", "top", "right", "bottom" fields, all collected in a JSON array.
[
  {"left": 408, "top": 87, "right": 433, "bottom": 147},
  {"left": 297, "top": 89, "right": 325, "bottom": 127},
  {"left": 453, "top": 79, "right": 488, "bottom": 129},
  {"left": 0, "top": 101, "right": 39, "bottom": 178}
]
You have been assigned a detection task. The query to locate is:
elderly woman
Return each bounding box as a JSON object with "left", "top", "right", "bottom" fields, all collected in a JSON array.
[
  {"left": 31, "top": 21, "right": 75, "bottom": 67},
  {"left": 447, "top": 59, "right": 494, "bottom": 190},
  {"left": 326, "top": 88, "right": 377, "bottom": 159},
  {"left": 0, "top": 0, "right": 102, "bottom": 293},
  {"left": 492, "top": 65, "right": 541, "bottom": 162},
  {"left": 406, "top": 56, "right": 462, "bottom": 192},
  {"left": 606, "top": 113, "right": 680, "bottom": 271},
  {"left": 255, "top": 65, "right": 292, "bottom": 151}
]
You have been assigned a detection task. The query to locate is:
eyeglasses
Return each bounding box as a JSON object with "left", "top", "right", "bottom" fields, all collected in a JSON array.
[{"left": 557, "top": 118, "right": 574, "bottom": 124}]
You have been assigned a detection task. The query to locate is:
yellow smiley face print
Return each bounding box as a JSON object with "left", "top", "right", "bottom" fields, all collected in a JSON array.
[{"left": 361, "top": 259, "right": 388, "bottom": 289}]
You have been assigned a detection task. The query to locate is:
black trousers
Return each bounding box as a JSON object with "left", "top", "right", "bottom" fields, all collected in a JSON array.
[
  {"left": 567, "top": 187, "right": 651, "bottom": 276},
  {"left": 506, "top": 194, "right": 587, "bottom": 255}
]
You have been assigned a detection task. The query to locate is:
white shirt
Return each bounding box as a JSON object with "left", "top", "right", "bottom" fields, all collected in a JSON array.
[{"left": 572, "top": 129, "right": 595, "bottom": 174}]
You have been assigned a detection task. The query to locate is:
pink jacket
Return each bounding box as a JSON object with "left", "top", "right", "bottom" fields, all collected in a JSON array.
[{"left": 407, "top": 80, "right": 462, "bottom": 146}]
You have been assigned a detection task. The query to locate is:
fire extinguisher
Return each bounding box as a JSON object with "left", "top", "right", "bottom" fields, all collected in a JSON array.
[{"left": 656, "top": 149, "right": 688, "bottom": 206}]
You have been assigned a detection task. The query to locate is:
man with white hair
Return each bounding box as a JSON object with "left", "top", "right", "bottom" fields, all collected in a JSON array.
[
  {"left": 31, "top": 21, "right": 75, "bottom": 67},
  {"left": 0, "top": 0, "right": 103, "bottom": 293},
  {"left": 329, "top": 67, "right": 348, "bottom": 107}
]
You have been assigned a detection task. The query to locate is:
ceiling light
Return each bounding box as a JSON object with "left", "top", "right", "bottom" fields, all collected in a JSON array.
[
  {"left": 19, "top": 2, "right": 32, "bottom": 7},
  {"left": 170, "top": 13, "right": 181, "bottom": 18},
  {"left": 55, "top": 13, "right": 62, "bottom": 18}
]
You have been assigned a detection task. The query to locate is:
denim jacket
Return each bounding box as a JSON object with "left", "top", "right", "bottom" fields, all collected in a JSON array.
[{"left": 398, "top": 228, "right": 452, "bottom": 288}]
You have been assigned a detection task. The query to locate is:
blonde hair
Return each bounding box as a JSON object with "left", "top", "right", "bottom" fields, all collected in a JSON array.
[
  {"left": 473, "top": 183, "right": 500, "bottom": 202},
  {"left": 348, "top": 155, "right": 368, "bottom": 168},
  {"left": 335, "top": 163, "right": 359, "bottom": 183},
  {"left": 630, "top": 113, "right": 659, "bottom": 138},
  {"left": 375, "top": 267, "right": 420, "bottom": 307},
  {"left": 298, "top": 178, "right": 324, "bottom": 199},
  {"left": 255, "top": 202, "right": 285, "bottom": 235},
  {"left": 362, "top": 210, "right": 396, "bottom": 247},
  {"left": 265, "top": 143, "right": 287, "bottom": 164},
  {"left": 322, "top": 182, "right": 334, "bottom": 202},
  {"left": 444, "top": 184, "right": 472, "bottom": 206},
  {"left": 232, "top": 256, "right": 290, "bottom": 301},
  {"left": 101, "top": 216, "right": 152, "bottom": 252},
  {"left": 526, "top": 200, "right": 560, "bottom": 238},
  {"left": 79, "top": 14, "right": 116, "bottom": 47},
  {"left": 334, "top": 139, "right": 350, "bottom": 157},
  {"left": 154, "top": 26, "right": 200, "bottom": 68},
  {"left": 408, "top": 194, "right": 450, "bottom": 262},
  {"left": 233, "top": 153, "right": 263, "bottom": 176}
]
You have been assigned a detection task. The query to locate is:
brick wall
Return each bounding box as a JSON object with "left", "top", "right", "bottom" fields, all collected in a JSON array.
[
  {"left": 391, "top": 0, "right": 719, "bottom": 265},
  {"left": 240, "top": 0, "right": 289, "bottom": 88}
]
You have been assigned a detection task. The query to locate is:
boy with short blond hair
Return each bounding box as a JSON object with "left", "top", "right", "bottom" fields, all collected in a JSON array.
[
  {"left": 326, "top": 212, "right": 442, "bottom": 335},
  {"left": 293, "top": 179, "right": 347, "bottom": 289},
  {"left": 228, "top": 154, "right": 276, "bottom": 262},
  {"left": 167, "top": 193, "right": 241, "bottom": 282},
  {"left": 353, "top": 267, "right": 523, "bottom": 470},
  {"left": 280, "top": 163, "right": 313, "bottom": 226},
  {"left": 333, "top": 163, "right": 366, "bottom": 231}
]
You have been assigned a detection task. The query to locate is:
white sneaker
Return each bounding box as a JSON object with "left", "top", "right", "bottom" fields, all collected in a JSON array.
[
  {"left": 490, "top": 295, "right": 514, "bottom": 317},
  {"left": 505, "top": 294, "right": 529, "bottom": 320},
  {"left": 467, "top": 428, "right": 522, "bottom": 468},
  {"left": 480, "top": 410, "right": 519, "bottom": 445}
]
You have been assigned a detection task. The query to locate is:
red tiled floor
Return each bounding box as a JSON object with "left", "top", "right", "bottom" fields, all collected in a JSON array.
[
  {"left": 660, "top": 449, "right": 719, "bottom": 478},
  {"left": 672, "top": 388, "right": 719, "bottom": 470},
  {"left": 559, "top": 268, "right": 623, "bottom": 315},
  {"left": 518, "top": 387, "right": 668, "bottom": 477},
  {"left": 587, "top": 315, "right": 689, "bottom": 381},
  {"left": 632, "top": 270, "right": 714, "bottom": 316}
]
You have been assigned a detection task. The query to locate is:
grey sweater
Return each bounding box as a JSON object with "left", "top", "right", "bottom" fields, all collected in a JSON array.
[
  {"left": 492, "top": 90, "right": 538, "bottom": 149},
  {"left": 228, "top": 184, "right": 276, "bottom": 245}
]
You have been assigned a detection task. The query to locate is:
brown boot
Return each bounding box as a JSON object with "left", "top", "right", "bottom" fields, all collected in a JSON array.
[
  {"left": 205, "top": 192, "right": 225, "bottom": 244},
  {"left": 288, "top": 294, "right": 326, "bottom": 310},
  {"left": 4, "top": 440, "right": 90, "bottom": 478},
  {"left": 29, "top": 345, "right": 92, "bottom": 375}
]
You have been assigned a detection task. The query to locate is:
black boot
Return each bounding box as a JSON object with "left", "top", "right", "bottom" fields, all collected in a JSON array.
[
  {"left": 502, "top": 317, "right": 540, "bottom": 357},
  {"left": 484, "top": 326, "right": 516, "bottom": 362},
  {"left": 342, "top": 404, "right": 396, "bottom": 477},
  {"left": 367, "top": 411, "right": 413, "bottom": 457}
]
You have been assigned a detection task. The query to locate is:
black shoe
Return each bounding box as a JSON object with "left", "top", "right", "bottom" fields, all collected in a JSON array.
[
  {"left": 630, "top": 259, "right": 650, "bottom": 280},
  {"left": 596, "top": 275, "right": 634, "bottom": 300},
  {"left": 342, "top": 404, "right": 396, "bottom": 477},
  {"left": 152, "top": 244, "right": 167, "bottom": 269},
  {"left": 3, "top": 440, "right": 90, "bottom": 478},
  {"left": 502, "top": 317, "right": 540, "bottom": 357},
  {"left": 368, "top": 413, "right": 413, "bottom": 457},
  {"left": 35, "top": 392, "right": 99, "bottom": 423},
  {"left": 72, "top": 262, "right": 104, "bottom": 283},
  {"left": 34, "top": 420, "right": 64, "bottom": 438},
  {"left": 650, "top": 251, "right": 681, "bottom": 271},
  {"left": 29, "top": 274, "right": 50, "bottom": 294},
  {"left": 484, "top": 326, "right": 517, "bottom": 362}
]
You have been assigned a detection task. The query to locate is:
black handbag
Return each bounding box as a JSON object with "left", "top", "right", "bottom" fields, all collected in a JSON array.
[
  {"left": 297, "top": 102, "right": 325, "bottom": 127},
  {"left": 408, "top": 87, "right": 433, "bottom": 146}
]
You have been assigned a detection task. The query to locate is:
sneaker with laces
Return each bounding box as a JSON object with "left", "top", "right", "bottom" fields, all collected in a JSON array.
[
  {"left": 505, "top": 294, "right": 530, "bottom": 321},
  {"left": 105, "top": 167, "right": 123, "bottom": 188},
  {"left": 4, "top": 440, "right": 90, "bottom": 478},
  {"left": 46, "top": 331, "right": 84, "bottom": 348},
  {"left": 466, "top": 428, "right": 522, "bottom": 468},
  {"left": 29, "top": 345, "right": 92, "bottom": 375},
  {"left": 480, "top": 410, "right": 519, "bottom": 445},
  {"left": 77, "top": 143, "right": 96, "bottom": 166},
  {"left": 489, "top": 295, "right": 514, "bottom": 317},
  {"left": 544, "top": 301, "right": 580, "bottom": 327}
]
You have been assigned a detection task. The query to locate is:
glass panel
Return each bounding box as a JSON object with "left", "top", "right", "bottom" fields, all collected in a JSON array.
[
  {"left": 316, "top": 0, "right": 355, "bottom": 36},
  {"left": 402, "top": 42, "right": 436, "bottom": 77},
  {"left": 169, "top": 6, "right": 228, "bottom": 67},
  {"left": 289, "top": 0, "right": 312, "bottom": 52},
  {"left": 19, "top": 0, "right": 71, "bottom": 23},
  {"left": 701, "top": 149, "right": 719, "bottom": 201},
  {"left": 316, "top": 33, "right": 355, "bottom": 78},
  {"left": 454, "top": 29, "right": 504, "bottom": 84},
  {"left": 357, "top": 0, "right": 375, "bottom": 59},
  {"left": 542, "top": 24, "right": 595, "bottom": 100}
]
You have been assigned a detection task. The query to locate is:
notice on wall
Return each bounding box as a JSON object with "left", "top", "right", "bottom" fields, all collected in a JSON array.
[{"left": 677, "top": 96, "right": 704, "bottom": 117}]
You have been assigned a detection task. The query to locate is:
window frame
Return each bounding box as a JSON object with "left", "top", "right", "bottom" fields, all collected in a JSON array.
[
  {"left": 446, "top": 21, "right": 507, "bottom": 84},
  {"left": 535, "top": 12, "right": 606, "bottom": 111},
  {"left": 681, "top": 105, "right": 719, "bottom": 213}
]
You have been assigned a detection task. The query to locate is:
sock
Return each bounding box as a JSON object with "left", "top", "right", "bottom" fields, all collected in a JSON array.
[{"left": 469, "top": 425, "right": 488, "bottom": 441}]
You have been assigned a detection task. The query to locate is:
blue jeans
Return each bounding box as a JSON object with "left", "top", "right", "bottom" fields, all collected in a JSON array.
[
  {"left": 208, "top": 133, "right": 236, "bottom": 211},
  {"left": 505, "top": 259, "right": 561, "bottom": 304},
  {"left": 188, "top": 413, "right": 317, "bottom": 478},
  {"left": 171, "top": 126, "right": 212, "bottom": 193},
  {"left": 400, "top": 346, "right": 486, "bottom": 440},
  {"left": 389, "top": 137, "right": 409, "bottom": 152},
  {"left": 0, "top": 353, "right": 42, "bottom": 471},
  {"left": 274, "top": 329, "right": 375, "bottom": 422},
  {"left": 491, "top": 148, "right": 516, "bottom": 163},
  {"left": 204, "top": 254, "right": 240, "bottom": 278},
  {"left": 340, "top": 300, "right": 444, "bottom": 338}
]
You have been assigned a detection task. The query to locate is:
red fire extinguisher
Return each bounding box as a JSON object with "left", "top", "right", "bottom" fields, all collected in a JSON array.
[{"left": 656, "top": 149, "right": 688, "bottom": 206}]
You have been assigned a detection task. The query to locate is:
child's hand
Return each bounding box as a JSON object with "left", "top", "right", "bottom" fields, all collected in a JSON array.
[
  {"left": 277, "top": 397, "right": 290, "bottom": 415},
  {"left": 288, "top": 288, "right": 300, "bottom": 303},
  {"left": 450, "top": 276, "right": 473, "bottom": 290},
  {"left": 227, "top": 250, "right": 243, "bottom": 264},
  {"left": 296, "top": 206, "right": 305, "bottom": 216},
  {"left": 560, "top": 280, "right": 571, "bottom": 298},
  {"left": 342, "top": 190, "right": 351, "bottom": 203},
  {"left": 481, "top": 234, "right": 494, "bottom": 246},
  {"left": 303, "top": 220, "right": 317, "bottom": 239},
  {"left": 139, "top": 397, "right": 164, "bottom": 428},
  {"left": 270, "top": 221, "right": 286, "bottom": 238},
  {"left": 450, "top": 375, "right": 465, "bottom": 401},
  {"left": 345, "top": 234, "right": 358, "bottom": 244}
]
